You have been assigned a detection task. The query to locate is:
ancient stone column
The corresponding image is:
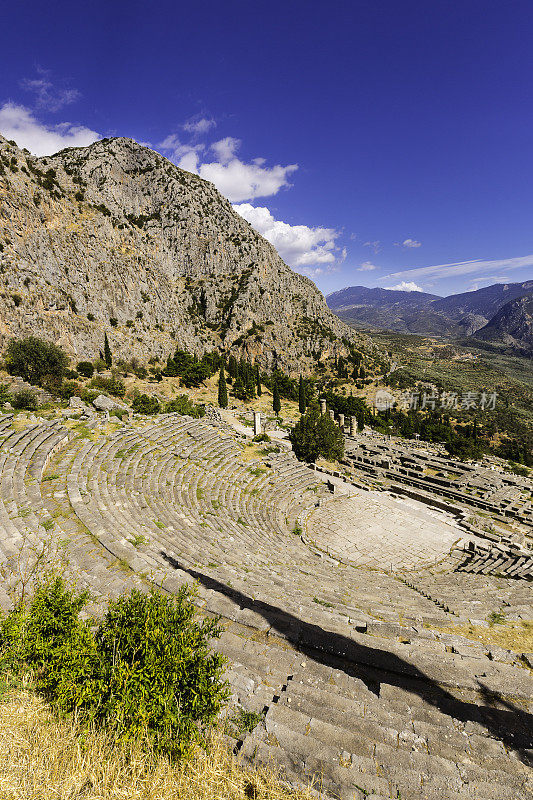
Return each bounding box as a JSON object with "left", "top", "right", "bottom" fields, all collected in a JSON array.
[
  {"left": 253, "top": 411, "right": 261, "bottom": 436},
  {"left": 319, "top": 398, "right": 327, "bottom": 415},
  {"left": 338, "top": 413, "right": 344, "bottom": 429},
  {"left": 328, "top": 409, "right": 335, "bottom": 421},
  {"left": 350, "top": 416, "right": 357, "bottom": 436}
]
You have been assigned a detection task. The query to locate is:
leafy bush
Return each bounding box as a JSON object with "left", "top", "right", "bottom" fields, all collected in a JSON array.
[
  {"left": 80, "top": 388, "right": 99, "bottom": 404},
  {"left": 58, "top": 381, "right": 81, "bottom": 400},
  {"left": 132, "top": 393, "right": 160, "bottom": 414},
  {"left": 165, "top": 395, "right": 205, "bottom": 417},
  {"left": 0, "top": 383, "right": 13, "bottom": 405},
  {"left": 93, "top": 358, "right": 107, "bottom": 373},
  {"left": 163, "top": 348, "right": 221, "bottom": 387},
  {"left": 0, "top": 578, "right": 228, "bottom": 760},
  {"left": 289, "top": 403, "right": 345, "bottom": 463},
  {"left": 90, "top": 375, "right": 126, "bottom": 398},
  {"left": 76, "top": 361, "right": 94, "bottom": 378},
  {"left": 12, "top": 388, "right": 39, "bottom": 410},
  {"left": 5, "top": 336, "right": 68, "bottom": 387}
]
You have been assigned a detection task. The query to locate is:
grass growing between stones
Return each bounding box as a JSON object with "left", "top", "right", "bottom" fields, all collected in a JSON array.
[
  {"left": 0, "top": 689, "right": 316, "bottom": 800},
  {"left": 433, "top": 620, "right": 533, "bottom": 656}
]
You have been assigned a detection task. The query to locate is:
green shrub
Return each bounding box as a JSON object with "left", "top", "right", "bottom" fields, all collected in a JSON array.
[
  {"left": 289, "top": 403, "right": 344, "bottom": 463},
  {"left": 0, "top": 578, "right": 228, "bottom": 760},
  {"left": 132, "top": 393, "right": 160, "bottom": 414},
  {"left": 12, "top": 388, "right": 39, "bottom": 410},
  {"left": 90, "top": 375, "right": 126, "bottom": 398},
  {"left": 76, "top": 361, "right": 94, "bottom": 378},
  {"left": 80, "top": 388, "right": 99, "bottom": 404},
  {"left": 165, "top": 395, "right": 205, "bottom": 417},
  {"left": 0, "top": 383, "right": 13, "bottom": 405},
  {"left": 93, "top": 358, "right": 107, "bottom": 373},
  {"left": 5, "top": 336, "right": 68, "bottom": 387}
]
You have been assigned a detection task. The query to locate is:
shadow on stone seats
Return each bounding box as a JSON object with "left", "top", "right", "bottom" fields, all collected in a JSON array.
[{"left": 160, "top": 552, "right": 533, "bottom": 765}]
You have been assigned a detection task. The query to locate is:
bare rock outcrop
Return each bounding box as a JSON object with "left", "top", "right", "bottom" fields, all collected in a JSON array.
[{"left": 0, "top": 135, "right": 365, "bottom": 372}]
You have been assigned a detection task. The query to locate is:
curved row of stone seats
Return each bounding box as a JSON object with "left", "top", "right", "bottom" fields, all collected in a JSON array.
[
  {"left": 49, "top": 416, "right": 515, "bottom": 637},
  {"left": 214, "top": 610, "right": 533, "bottom": 800},
  {"left": 2, "top": 414, "right": 531, "bottom": 798},
  {"left": 411, "top": 562, "right": 533, "bottom": 625},
  {"left": 0, "top": 418, "right": 146, "bottom": 609},
  {"left": 0, "top": 420, "right": 72, "bottom": 607},
  {"left": 0, "top": 413, "right": 14, "bottom": 437},
  {"left": 450, "top": 539, "right": 533, "bottom": 580}
]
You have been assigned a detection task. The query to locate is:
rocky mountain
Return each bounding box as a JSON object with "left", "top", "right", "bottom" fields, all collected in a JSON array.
[
  {"left": 326, "top": 286, "right": 449, "bottom": 335},
  {"left": 0, "top": 135, "right": 359, "bottom": 372},
  {"left": 327, "top": 281, "right": 533, "bottom": 342},
  {"left": 471, "top": 293, "right": 533, "bottom": 356},
  {"left": 431, "top": 280, "right": 533, "bottom": 320},
  {"left": 327, "top": 286, "right": 440, "bottom": 312}
]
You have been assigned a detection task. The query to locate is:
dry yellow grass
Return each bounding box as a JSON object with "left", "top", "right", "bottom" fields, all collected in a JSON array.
[
  {"left": 0, "top": 690, "right": 316, "bottom": 800},
  {"left": 433, "top": 620, "right": 533, "bottom": 657}
]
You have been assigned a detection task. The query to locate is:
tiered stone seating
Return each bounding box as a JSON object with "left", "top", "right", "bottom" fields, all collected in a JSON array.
[{"left": 0, "top": 413, "right": 531, "bottom": 799}]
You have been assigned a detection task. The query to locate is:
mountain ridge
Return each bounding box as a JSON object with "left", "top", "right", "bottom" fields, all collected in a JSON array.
[
  {"left": 326, "top": 281, "right": 533, "bottom": 343},
  {"left": 0, "top": 134, "right": 360, "bottom": 372}
]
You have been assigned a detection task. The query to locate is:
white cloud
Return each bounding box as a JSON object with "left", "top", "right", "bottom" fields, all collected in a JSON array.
[
  {"left": 161, "top": 133, "right": 298, "bottom": 202},
  {"left": 385, "top": 254, "right": 533, "bottom": 283},
  {"left": 363, "top": 240, "right": 381, "bottom": 254},
  {"left": 210, "top": 136, "right": 239, "bottom": 163},
  {"left": 396, "top": 238, "right": 421, "bottom": 248},
  {"left": 233, "top": 203, "right": 341, "bottom": 270},
  {"left": 0, "top": 103, "right": 99, "bottom": 156},
  {"left": 357, "top": 261, "right": 378, "bottom": 272},
  {"left": 385, "top": 281, "right": 425, "bottom": 292},
  {"left": 298, "top": 266, "right": 338, "bottom": 279},
  {"left": 159, "top": 133, "right": 205, "bottom": 171},
  {"left": 20, "top": 70, "right": 80, "bottom": 112},
  {"left": 182, "top": 116, "right": 216, "bottom": 135}
]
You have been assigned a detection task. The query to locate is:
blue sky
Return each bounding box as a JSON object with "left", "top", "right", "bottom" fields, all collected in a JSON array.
[{"left": 2, "top": 0, "right": 533, "bottom": 298}]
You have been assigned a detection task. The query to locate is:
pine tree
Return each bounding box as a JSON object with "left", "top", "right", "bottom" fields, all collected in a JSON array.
[
  {"left": 256, "top": 365, "right": 262, "bottom": 396},
  {"left": 359, "top": 365, "right": 366, "bottom": 380},
  {"left": 298, "top": 375, "right": 306, "bottom": 414},
  {"left": 104, "top": 333, "right": 112, "bottom": 368},
  {"left": 352, "top": 365, "right": 358, "bottom": 380},
  {"left": 218, "top": 364, "right": 228, "bottom": 408},
  {"left": 272, "top": 380, "right": 281, "bottom": 414}
]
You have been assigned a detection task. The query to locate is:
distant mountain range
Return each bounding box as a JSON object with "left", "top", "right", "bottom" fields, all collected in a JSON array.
[{"left": 327, "top": 281, "right": 533, "bottom": 354}]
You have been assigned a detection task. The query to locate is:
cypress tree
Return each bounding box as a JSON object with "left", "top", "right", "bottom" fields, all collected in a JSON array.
[
  {"left": 228, "top": 355, "right": 237, "bottom": 380},
  {"left": 298, "top": 375, "right": 306, "bottom": 414},
  {"left": 272, "top": 380, "right": 281, "bottom": 414},
  {"left": 256, "top": 365, "right": 262, "bottom": 396},
  {"left": 218, "top": 363, "right": 228, "bottom": 408},
  {"left": 104, "top": 333, "right": 112, "bottom": 368}
]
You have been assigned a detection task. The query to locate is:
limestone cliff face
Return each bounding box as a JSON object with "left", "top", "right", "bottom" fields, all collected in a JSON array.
[{"left": 0, "top": 135, "right": 361, "bottom": 371}]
